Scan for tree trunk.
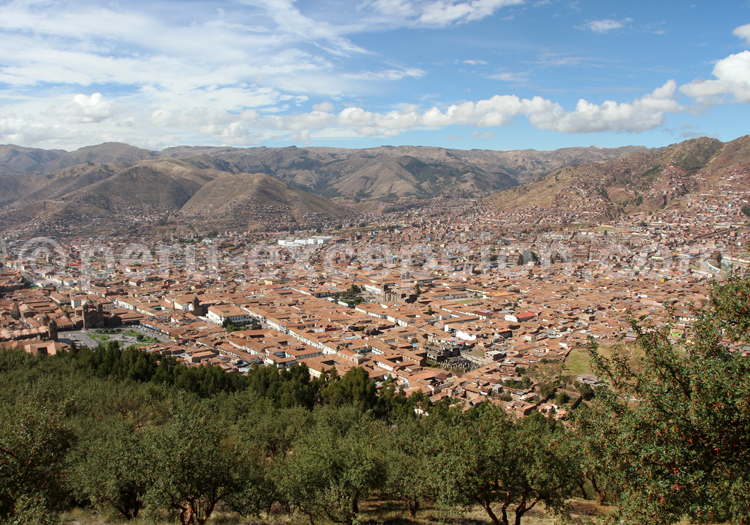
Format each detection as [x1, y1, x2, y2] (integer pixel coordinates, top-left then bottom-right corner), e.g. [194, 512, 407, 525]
[475, 496, 502, 525]
[407, 497, 420, 518]
[351, 488, 360, 515]
[514, 496, 527, 525]
[197, 499, 217, 525]
[501, 492, 512, 525]
[586, 472, 606, 505]
[577, 478, 588, 500]
[179, 502, 194, 525]
[482, 501, 502, 525]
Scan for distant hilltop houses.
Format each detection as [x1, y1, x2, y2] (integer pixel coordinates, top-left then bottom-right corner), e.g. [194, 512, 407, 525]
[278, 235, 334, 246]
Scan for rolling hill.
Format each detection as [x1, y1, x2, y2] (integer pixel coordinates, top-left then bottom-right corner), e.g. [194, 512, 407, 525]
[0, 142, 651, 202]
[0, 155, 352, 233]
[483, 136, 749, 220]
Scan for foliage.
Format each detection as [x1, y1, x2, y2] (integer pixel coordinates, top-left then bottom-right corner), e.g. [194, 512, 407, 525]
[145, 401, 240, 525]
[277, 406, 388, 525]
[384, 417, 432, 517]
[0, 494, 58, 525]
[577, 275, 750, 525]
[321, 366, 379, 414]
[426, 404, 577, 525]
[0, 400, 74, 521]
[67, 417, 151, 520]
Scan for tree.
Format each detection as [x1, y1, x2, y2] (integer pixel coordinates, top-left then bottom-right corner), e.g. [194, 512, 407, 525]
[67, 418, 151, 520]
[577, 275, 750, 525]
[277, 406, 388, 525]
[227, 410, 296, 518]
[555, 391, 570, 405]
[145, 402, 240, 525]
[0, 401, 73, 521]
[321, 367, 379, 414]
[384, 418, 431, 517]
[427, 405, 577, 525]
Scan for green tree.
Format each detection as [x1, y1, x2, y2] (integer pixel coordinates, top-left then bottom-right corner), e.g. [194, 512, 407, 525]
[277, 406, 388, 525]
[145, 402, 240, 525]
[578, 274, 750, 525]
[0, 401, 73, 521]
[384, 418, 431, 517]
[67, 418, 151, 520]
[427, 405, 577, 525]
[321, 366, 378, 413]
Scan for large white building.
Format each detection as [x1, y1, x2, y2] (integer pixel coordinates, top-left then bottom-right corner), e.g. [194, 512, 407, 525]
[207, 305, 252, 326]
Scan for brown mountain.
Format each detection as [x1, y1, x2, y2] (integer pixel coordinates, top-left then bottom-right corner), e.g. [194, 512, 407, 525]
[158, 143, 649, 199]
[483, 136, 749, 220]
[0, 155, 350, 233]
[180, 172, 352, 231]
[0, 144, 66, 176]
[0, 141, 652, 201]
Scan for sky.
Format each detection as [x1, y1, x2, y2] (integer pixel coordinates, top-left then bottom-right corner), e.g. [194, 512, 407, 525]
[1, 0, 750, 152]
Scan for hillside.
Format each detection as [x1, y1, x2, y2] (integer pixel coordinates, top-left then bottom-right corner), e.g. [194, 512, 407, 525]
[0, 156, 350, 234]
[0, 141, 651, 201]
[180, 172, 352, 231]
[158, 143, 649, 199]
[483, 136, 748, 221]
[1, 135, 746, 234]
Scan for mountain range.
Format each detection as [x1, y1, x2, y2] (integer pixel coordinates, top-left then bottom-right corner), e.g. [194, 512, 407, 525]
[0, 136, 745, 234]
[483, 135, 750, 222]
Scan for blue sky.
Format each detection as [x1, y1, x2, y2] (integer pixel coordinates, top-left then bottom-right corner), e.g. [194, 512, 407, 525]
[0, 0, 749, 151]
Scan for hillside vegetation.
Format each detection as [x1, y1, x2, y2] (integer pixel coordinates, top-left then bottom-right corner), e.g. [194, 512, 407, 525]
[1, 276, 750, 525]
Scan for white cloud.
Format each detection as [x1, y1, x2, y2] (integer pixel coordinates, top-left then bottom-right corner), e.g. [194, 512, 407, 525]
[529, 81, 681, 133]
[313, 102, 335, 112]
[488, 72, 529, 82]
[0, 3, 743, 149]
[472, 131, 495, 139]
[46, 93, 114, 124]
[733, 23, 750, 45]
[679, 51, 750, 104]
[342, 68, 425, 80]
[371, 0, 524, 27]
[226, 81, 682, 138]
[584, 18, 632, 33]
[447, 135, 462, 139]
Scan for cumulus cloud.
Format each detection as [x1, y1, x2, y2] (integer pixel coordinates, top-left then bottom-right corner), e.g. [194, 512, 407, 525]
[463, 59, 488, 65]
[372, 0, 524, 27]
[530, 80, 681, 133]
[733, 23, 750, 45]
[227, 81, 683, 138]
[679, 51, 750, 104]
[313, 102, 335, 112]
[583, 18, 632, 33]
[46, 93, 113, 123]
